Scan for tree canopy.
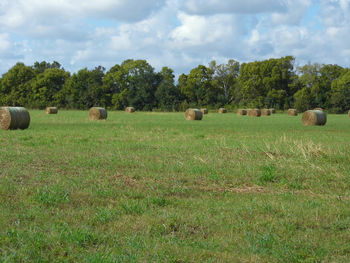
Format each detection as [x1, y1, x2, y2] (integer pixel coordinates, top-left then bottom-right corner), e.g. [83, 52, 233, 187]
[0, 57, 349, 112]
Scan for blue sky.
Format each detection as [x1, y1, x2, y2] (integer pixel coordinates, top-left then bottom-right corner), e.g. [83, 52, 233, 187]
[0, 0, 349, 75]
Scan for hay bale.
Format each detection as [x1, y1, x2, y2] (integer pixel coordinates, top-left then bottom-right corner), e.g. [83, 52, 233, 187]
[218, 108, 227, 113]
[185, 108, 203, 120]
[288, 109, 298, 116]
[248, 109, 261, 117]
[200, 108, 208, 114]
[302, 110, 327, 126]
[89, 107, 107, 120]
[314, 107, 323, 111]
[46, 107, 58, 114]
[237, 109, 247, 116]
[348, 110, 350, 118]
[125, 107, 135, 113]
[261, 109, 271, 116]
[269, 108, 276, 114]
[0, 107, 30, 130]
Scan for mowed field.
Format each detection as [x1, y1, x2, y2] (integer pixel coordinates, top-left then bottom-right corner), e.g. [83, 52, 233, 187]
[1, 110, 350, 262]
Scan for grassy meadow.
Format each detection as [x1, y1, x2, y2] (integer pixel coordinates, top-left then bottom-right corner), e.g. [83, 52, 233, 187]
[1, 110, 350, 262]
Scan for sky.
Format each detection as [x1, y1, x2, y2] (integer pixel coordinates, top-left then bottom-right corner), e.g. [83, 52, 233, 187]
[0, 0, 350, 76]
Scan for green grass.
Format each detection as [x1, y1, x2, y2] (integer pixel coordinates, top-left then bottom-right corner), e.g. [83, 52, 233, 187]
[0, 110, 350, 262]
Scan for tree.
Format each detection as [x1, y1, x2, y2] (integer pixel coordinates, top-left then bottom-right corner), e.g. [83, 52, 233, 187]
[209, 59, 240, 105]
[65, 66, 105, 109]
[0, 63, 35, 106]
[296, 63, 344, 110]
[238, 56, 296, 109]
[101, 64, 122, 108]
[30, 68, 70, 108]
[318, 64, 343, 108]
[297, 63, 321, 109]
[329, 69, 350, 113]
[155, 67, 182, 111]
[103, 60, 160, 110]
[33, 61, 62, 74]
[238, 61, 266, 108]
[122, 59, 160, 110]
[293, 87, 313, 112]
[178, 65, 219, 106]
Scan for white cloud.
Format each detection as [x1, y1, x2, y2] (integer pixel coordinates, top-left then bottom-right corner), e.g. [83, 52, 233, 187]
[181, 0, 287, 15]
[0, 33, 10, 52]
[271, 0, 312, 25]
[1, 0, 350, 76]
[0, 0, 165, 26]
[320, 0, 350, 27]
[170, 13, 234, 47]
[0, 0, 166, 42]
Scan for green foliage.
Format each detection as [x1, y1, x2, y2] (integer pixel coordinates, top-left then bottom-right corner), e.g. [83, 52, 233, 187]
[318, 64, 344, 108]
[293, 87, 313, 112]
[103, 60, 160, 110]
[155, 67, 182, 111]
[65, 66, 105, 109]
[0, 63, 35, 106]
[210, 59, 240, 105]
[30, 68, 70, 109]
[111, 89, 129, 110]
[296, 63, 344, 110]
[238, 56, 296, 109]
[179, 65, 220, 106]
[258, 165, 277, 184]
[330, 69, 350, 113]
[0, 58, 349, 111]
[33, 61, 62, 74]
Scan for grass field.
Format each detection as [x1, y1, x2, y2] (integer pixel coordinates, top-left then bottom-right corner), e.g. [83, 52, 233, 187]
[1, 110, 350, 262]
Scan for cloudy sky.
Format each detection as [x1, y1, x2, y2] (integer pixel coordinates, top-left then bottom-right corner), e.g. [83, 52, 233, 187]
[0, 0, 350, 75]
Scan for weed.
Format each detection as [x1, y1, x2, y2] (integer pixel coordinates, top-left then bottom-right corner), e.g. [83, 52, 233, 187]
[34, 185, 69, 206]
[258, 165, 277, 184]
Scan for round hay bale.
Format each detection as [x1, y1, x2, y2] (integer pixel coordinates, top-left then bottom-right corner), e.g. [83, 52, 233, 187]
[269, 108, 276, 114]
[237, 109, 247, 116]
[348, 110, 350, 118]
[218, 108, 227, 113]
[185, 108, 203, 120]
[287, 109, 298, 116]
[302, 110, 327, 126]
[89, 107, 107, 120]
[314, 107, 323, 111]
[0, 107, 30, 130]
[46, 107, 58, 114]
[248, 109, 261, 117]
[125, 107, 135, 113]
[200, 108, 208, 114]
[261, 109, 271, 116]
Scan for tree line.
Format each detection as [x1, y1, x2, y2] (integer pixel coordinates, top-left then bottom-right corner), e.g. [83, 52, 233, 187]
[0, 56, 349, 113]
